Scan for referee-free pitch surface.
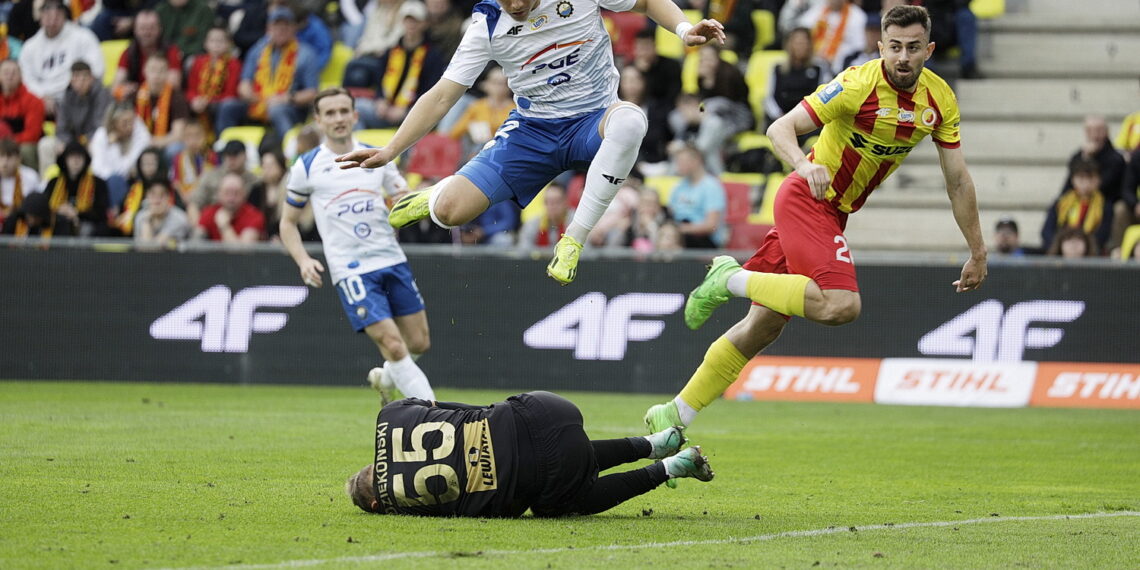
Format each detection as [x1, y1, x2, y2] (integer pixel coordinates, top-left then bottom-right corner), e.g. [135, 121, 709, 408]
[2, 381, 1137, 569]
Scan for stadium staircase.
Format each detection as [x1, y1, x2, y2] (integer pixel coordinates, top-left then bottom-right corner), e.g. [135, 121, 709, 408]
[844, 0, 1140, 252]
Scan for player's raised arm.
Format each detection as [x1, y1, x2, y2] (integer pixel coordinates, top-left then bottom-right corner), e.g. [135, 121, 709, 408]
[336, 79, 468, 169]
[767, 104, 831, 200]
[937, 144, 987, 292]
[632, 0, 725, 47]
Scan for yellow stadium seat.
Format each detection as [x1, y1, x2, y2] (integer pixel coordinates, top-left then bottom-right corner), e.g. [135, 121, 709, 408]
[747, 173, 785, 225]
[680, 48, 738, 94]
[43, 164, 60, 182]
[520, 185, 555, 224]
[721, 171, 765, 189]
[1115, 111, 1140, 153]
[970, 0, 1005, 19]
[42, 121, 55, 137]
[745, 50, 786, 125]
[735, 132, 773, 153]
[654, 9, 702, 60]
[101, 40, 129, 86]
[751, 10, 776, 52]
[644, 175, 681, 206]
[320, 42, 354, 90]
[356, 128, 397, 148]
[1121, 225, 1140, 260]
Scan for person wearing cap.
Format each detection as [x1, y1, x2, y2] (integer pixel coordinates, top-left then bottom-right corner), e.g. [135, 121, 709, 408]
[1042, 157, 1112, 255]
[187, 139, 259, 223]
[17, 0, 104, 112]
[36, 60, 112, 177]
[216, 6, 320, 136]
[347, 1, 445, 129]
[993, 217, 1025, 257]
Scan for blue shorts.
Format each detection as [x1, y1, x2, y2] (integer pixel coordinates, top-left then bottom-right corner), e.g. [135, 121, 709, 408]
[335, 263, 425, 332]
[456, 108, 606, 208]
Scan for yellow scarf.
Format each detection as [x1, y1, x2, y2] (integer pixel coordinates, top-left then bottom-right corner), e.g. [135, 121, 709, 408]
[15, 216, 54, 238]
[1056, 189, 1105, 236]
[116, 180, 146, 235]
[136, 81, 174, 137]
[381, 44, 427, 108]
[251, 40, 299, 121]
[50, 172, 95, 213]
[812, 3, 850, 62]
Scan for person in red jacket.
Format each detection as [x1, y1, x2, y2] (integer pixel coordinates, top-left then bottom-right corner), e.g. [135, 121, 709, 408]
[186, 26, 241, 133]
[195, 171, 264, 243]
[0, 60, 45, 170]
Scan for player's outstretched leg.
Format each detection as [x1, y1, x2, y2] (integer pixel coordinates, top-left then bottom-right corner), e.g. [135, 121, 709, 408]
[644, 403, 686, 488]
[546, 234, 583, 285]
[685, 255, 742, 330]
[663, 446, 715, 482]
[646, 425, 686, 460]
[556, 445, 715, 516]
[388, 189, 432, 228]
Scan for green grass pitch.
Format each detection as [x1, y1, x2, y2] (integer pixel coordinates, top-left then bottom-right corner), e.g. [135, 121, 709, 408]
[2, 381, 1137, 569]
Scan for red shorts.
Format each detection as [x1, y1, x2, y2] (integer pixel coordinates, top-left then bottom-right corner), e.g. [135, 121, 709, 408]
[743, 173, 860, 295]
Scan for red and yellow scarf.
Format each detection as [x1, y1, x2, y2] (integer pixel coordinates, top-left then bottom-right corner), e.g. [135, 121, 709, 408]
[812, 3, 850, 62]
[251, 40, 298, 120]
[14, 216, 54, 238]
[381, 44, 427, 108]
[173, 149, 215, 198]
[198, 55, 232, 100]
[116, 180, 146, 235]
[1057, 189, 1105, 236]
[136, 81, 175, 137]
[49, 171, 96, 213]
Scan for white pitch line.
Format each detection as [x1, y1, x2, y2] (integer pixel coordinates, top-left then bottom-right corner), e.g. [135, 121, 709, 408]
[173, 511, 1140, 570]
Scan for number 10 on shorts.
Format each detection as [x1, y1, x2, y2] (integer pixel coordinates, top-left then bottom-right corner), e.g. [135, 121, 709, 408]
[338, 275, 367, 303]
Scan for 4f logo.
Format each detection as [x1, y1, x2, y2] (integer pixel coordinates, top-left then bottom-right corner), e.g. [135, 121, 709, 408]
[507, 25, 522, 36]
[602, 174, 625, 185]
[524, 292, 683, 360]
[150, 285, 308, 353]
[918, 299, 1085, 362]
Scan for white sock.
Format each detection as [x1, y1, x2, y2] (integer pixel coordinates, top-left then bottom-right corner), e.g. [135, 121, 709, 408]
[566, 105, 648, 243]
[386, 355, 435, 400]
[427, 176, 457, 229]
[727, 270, 753, 297]
[673, 396, 698, 426]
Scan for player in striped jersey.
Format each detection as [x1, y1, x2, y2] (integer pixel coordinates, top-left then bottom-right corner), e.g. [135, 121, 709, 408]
[647, 5, 988, 433]
[336, 0, 725, 285]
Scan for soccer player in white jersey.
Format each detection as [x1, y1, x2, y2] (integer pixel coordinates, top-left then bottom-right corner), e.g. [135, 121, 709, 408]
[337, 0, 725, 284]
[280, 88, 435, 403]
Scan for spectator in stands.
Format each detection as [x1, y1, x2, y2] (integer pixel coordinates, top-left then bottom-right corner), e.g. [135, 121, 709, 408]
[115, 146, 168, 235]
[797, 0, 866, 75]
[113, 9, 184, 99]
[1107, 146, 1140, 257]
[353, 0, 404, 58]
[90, 0, 149, 41]
[134, 53, 191, 153]
[588, 184, 640, 248]
[0, 60, 44, 169]
[777, 0, 814, 39]
[217, 6, 319, 136]
[668, 143, 726, 249]
[293, 4, 333, 71]
[425, 0, 464, 60]
[186, 27, 242, 133]
[707, 0, 759, 58]
[249, 148, 289, 238]
[348, 2, 444, 130]
[631, 28, 682, 110]
[1042, 158, 1111, 255]
[841, 12, 881, 69]
[17, 0, 103, 113]
[627, 186, 668, 252]
[1045, 227, 1096, 259]
[764, 27, 829, 129]
[170, 121, 216, 206]
[0, 19, 23, 60]
[993, 216, 1025, 257]
[1, 190, 68, 237]
[338, 0, 372, 49]
[619, 65, 672, 170]
[155, 0, 214, 58]
[189, 140, 258, 222]
[35, 61, 111, 177]
[134, 179, 192, 247]
[653, 219, 684, 258]
[448, 65, 515, 159]
[671, 45, 751, 175]
[0, 138, 40, 225]
[1060, 115, 1125, 209]
[518, 183, 574, 251]
[461, 201, 519, 247]
[90, 103, 152, 206]
[924, 0, 982, 79]
[195, 171, 265, 243]
[44, 141, 111, 236]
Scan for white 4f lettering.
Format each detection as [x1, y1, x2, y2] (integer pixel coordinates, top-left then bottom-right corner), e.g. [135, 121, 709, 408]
[918, 299, 1085, 361]
[150, 285, 308, 353]
[523, 292, 684, 360]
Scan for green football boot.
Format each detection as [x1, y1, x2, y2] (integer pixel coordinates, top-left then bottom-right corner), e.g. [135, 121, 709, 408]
[387, 189, 432, 228]
[546, 234, 583, 285]
[684, 255, 742, 330]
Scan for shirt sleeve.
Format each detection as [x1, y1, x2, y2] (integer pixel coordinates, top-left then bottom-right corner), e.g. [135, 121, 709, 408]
[800, 66, 861, 128]
[931, 88, 962, 149]
[441, 12, 493, 88]
[285, 156, 312, 206]
[379, 163, 408, 198]
[600, 0, 637, 11]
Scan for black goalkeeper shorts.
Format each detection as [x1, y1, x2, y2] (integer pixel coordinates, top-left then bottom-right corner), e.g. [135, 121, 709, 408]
[508, 391, 598, 517]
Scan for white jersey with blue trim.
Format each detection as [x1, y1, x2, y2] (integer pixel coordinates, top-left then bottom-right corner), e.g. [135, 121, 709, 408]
[286, 142, 408, 283]
[443, 0, 637, 119]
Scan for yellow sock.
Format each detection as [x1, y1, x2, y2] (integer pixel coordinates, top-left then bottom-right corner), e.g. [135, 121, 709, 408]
[678, 336, 750, 411]
[745, 273, 811, 317]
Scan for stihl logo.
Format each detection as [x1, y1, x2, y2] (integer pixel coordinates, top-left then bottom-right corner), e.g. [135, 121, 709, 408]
[917, 300, 1085, 361]
[524, 292, 683, 360]
[150, 285, 308, 353]
[744, 365, 861, 394]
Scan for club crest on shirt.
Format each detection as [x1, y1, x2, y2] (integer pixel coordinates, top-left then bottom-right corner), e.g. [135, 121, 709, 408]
[556, 0, 574, 18]
[817, 82, 843, 104]
[921, 107, 939, 126]
[530, 14, 548, 29]
[354, 222, 372, 238]
[898, 110, 916, 123]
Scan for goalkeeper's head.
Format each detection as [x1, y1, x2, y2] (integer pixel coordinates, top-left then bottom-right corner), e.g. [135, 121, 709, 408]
[345, 465, 378, 513]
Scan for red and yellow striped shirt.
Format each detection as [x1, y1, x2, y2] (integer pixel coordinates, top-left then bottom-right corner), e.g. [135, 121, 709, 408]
[801, 59, 961, 214]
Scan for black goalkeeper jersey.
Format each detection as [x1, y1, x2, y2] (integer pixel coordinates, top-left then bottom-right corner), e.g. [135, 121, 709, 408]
[371, 398, 523, 517]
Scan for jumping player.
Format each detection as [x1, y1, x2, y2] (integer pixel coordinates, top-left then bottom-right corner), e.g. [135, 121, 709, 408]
[280, 88, 435, 403]
[346, 391, 714, 517]
[646, 5, 988, 432]
[336, 0, 725, 284]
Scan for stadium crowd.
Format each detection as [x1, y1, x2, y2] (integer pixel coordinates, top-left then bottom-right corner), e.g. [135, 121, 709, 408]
[0, 0, 1137, 259]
